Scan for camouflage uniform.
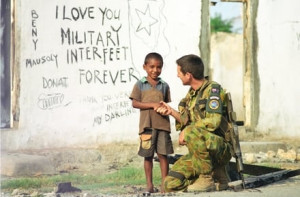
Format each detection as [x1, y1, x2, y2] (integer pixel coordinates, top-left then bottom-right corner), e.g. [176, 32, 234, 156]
[164, 80, 232, 192]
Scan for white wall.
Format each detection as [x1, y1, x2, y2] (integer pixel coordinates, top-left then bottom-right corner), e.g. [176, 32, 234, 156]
[1, 0, 201, 150]
[211, 32, 244, 121]
[256, 0, 300, 136]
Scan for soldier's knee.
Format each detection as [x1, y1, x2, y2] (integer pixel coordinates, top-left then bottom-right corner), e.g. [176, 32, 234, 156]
[164, 175, 182, 192]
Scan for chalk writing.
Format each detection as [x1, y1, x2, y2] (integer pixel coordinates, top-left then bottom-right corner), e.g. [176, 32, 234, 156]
[56, 6, 95, 21]
[55, 5, 121, 25]
[43, 77, 68, 89]
[92, 90, 135, 126]
[31, 10, 39, 50]
[100, 91, 130, 102]
[78, 67, 138, 85]
[136, 4, 158, 35]
[81, 96, 98, 104]
[93, 108, 137, 126]
[98, 7, 121, 25]
[55, 4, 133, 68]
[66, 46, 128, 64]
[106, 100, 130, 111]
[37, 93, 66, 110]
[25, 54, 58, 68]
[60, 26, 121, 46]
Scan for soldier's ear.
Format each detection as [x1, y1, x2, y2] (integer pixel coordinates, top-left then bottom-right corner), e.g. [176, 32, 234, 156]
[186, 72, 192, 79]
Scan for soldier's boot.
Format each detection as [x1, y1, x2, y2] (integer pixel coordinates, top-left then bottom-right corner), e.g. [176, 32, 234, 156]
[213, 166, 230, 191]
[187, 174, 216, 192]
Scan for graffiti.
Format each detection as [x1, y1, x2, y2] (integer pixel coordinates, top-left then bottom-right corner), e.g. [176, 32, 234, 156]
[56, 5, 121, 25]
[66, 46, 129, 64]
[93, 106, 137, 126]
[60, 26, 122, 46]
[135, 4, 158, 35]
[128, 1, 171, 66]
[31, 10, 39, 50]
[55, 6, 95, 21]
[80, 96, 98, 104]
[92, 91, 135, 126]
[57, 5, 129, 68]
[25, 54, 58, 68]
[43, 77, 68, 89]
[106, 100, 130, 111]
[100, 91, 129, 102]
[78, 67, 138, 85]
[98, 7, 121, 25]
[104, 108, 136, 122]
[37, 93, 67, 110]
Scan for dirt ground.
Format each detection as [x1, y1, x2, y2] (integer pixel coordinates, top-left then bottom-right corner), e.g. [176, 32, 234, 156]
[2, 137, 300, 196]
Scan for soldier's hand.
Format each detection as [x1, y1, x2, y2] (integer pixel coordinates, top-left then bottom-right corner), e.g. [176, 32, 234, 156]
[178, 131, 186, 145]
[155, 101, 172, 116]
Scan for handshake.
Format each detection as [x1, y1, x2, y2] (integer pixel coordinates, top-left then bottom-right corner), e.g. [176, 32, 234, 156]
[155, 101, 186, 145]
[154, 101, 172, 116]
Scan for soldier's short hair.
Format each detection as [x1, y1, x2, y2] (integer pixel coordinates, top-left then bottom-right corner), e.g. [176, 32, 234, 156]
[176, 54, 204, 80]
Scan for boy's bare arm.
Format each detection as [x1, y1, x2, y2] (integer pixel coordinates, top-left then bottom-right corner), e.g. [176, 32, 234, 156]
[131, 99, 161, 110]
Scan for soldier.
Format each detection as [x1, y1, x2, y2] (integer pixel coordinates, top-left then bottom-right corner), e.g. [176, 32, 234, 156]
[156, 54, 232, 192]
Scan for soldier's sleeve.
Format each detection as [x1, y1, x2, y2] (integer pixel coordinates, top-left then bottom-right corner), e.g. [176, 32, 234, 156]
[175, 97, 190, 131]
[194, 84, 225, 133]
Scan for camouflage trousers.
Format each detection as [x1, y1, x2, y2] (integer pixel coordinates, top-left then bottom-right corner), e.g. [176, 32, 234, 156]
[164, 125, 232, 192]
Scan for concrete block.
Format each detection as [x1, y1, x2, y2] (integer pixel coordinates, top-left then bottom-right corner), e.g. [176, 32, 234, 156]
[1, 153, 56, 176]
[240, 141, 287, 153]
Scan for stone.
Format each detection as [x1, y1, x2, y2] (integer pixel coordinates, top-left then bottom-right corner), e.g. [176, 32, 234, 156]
[244, 153, 257, 163]
[1, 153, 56, 176]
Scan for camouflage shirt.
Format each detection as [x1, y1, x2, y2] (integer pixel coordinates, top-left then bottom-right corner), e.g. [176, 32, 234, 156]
[176, 79, 226, 134]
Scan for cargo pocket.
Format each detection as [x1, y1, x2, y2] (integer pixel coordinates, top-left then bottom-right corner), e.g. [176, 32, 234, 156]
[140, 133, 152, 149]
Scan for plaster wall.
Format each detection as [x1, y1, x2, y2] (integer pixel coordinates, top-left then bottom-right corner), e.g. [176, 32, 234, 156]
[1, 0, 201, 150]
[211, 32, 244, 121]
[256, 0, 300, 136]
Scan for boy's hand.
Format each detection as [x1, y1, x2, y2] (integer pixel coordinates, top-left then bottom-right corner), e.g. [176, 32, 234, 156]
[155, 102, 171, 116]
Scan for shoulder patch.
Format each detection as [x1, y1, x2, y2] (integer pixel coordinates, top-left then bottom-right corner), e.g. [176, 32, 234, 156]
[209, 99, 220, 110]
[206, 83, 222, 114]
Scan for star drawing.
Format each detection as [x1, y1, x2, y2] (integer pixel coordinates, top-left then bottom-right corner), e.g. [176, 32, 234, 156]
[135, 5, 158, 35]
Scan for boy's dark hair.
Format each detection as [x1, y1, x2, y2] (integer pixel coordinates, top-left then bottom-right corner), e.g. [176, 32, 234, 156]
[176, 54, 204, 80]
[144, 52, 163, 65]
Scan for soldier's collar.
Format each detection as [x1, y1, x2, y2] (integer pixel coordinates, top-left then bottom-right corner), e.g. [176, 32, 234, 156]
[189, 79, 209, 95]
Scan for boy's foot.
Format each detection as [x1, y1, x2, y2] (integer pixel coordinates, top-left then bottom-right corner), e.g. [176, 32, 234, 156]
[146, 186, 154, 192]
[160, 185, 165, 193]
[143, 187, 158, 195]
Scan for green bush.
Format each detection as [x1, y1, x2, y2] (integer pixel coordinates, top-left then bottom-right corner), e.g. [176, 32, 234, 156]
[211, 13, 234, 33]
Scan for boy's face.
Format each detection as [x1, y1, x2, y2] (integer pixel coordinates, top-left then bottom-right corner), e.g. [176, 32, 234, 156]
[143, 58, 163, 80]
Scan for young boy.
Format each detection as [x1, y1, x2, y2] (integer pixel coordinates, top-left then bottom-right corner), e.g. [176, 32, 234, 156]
[130, 52, 173, 193]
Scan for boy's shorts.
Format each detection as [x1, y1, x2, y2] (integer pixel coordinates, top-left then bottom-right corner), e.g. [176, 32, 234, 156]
[138, 128, 174, 158]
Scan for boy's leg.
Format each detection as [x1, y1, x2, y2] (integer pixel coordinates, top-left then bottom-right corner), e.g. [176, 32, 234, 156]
[138, 129, 158, 193]
[144, 156, 154, 192]
[157, 153, 168, 192]
[156, 131, 174, 192]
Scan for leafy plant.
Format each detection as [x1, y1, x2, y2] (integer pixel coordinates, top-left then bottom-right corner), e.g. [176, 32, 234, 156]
[211, 13, 234, 33]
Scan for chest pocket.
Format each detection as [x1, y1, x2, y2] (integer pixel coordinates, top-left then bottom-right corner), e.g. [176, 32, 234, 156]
[195, 99, 207, 119]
